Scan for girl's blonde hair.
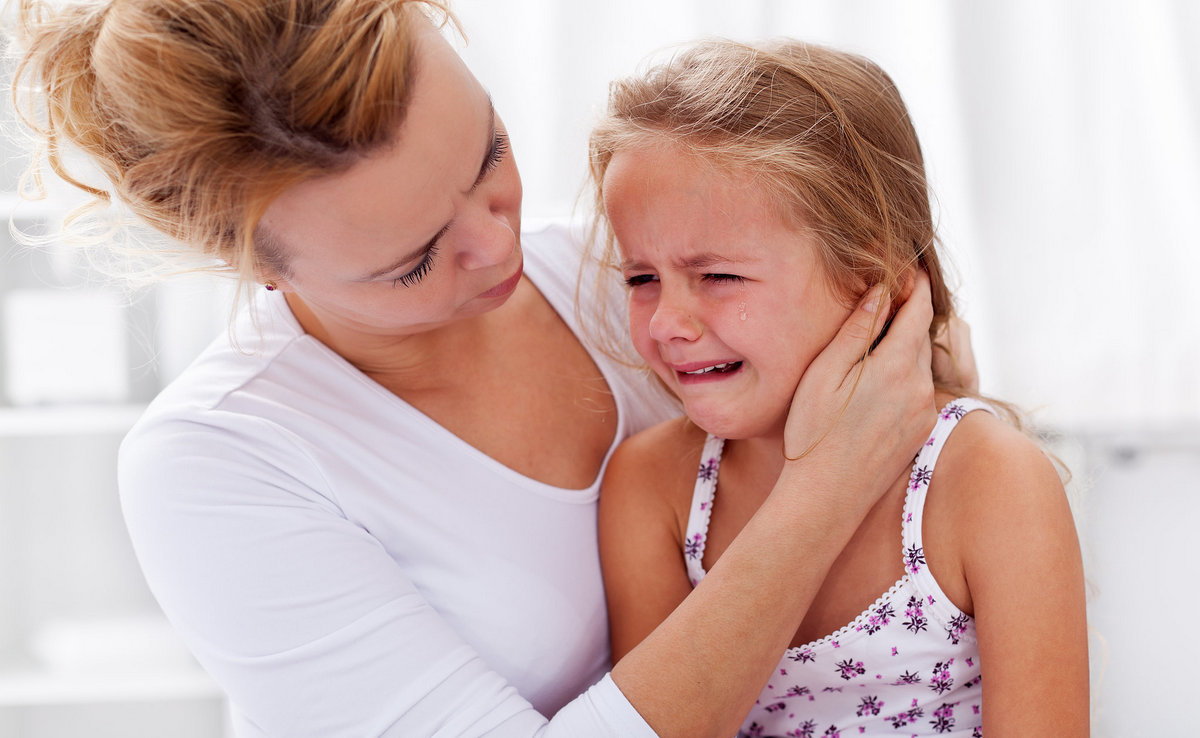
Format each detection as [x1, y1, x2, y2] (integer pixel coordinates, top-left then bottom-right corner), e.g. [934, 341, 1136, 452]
[10, 0, 452, 288]
[588, 37, 979, 403]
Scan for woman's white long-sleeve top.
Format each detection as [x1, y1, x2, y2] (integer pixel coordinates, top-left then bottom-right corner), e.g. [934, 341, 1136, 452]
[118, 221, 679, 737]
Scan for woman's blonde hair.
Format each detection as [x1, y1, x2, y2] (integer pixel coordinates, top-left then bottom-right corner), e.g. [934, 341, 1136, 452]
[588, 38, 977, 402]
[10, 0, 452, 288]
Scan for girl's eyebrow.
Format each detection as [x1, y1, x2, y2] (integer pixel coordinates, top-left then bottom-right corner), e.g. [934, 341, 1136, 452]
[621, 251, 756, 271]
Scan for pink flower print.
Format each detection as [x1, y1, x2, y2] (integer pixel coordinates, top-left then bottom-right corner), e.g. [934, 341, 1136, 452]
[789, 647, 816, 663]
[941, 403, 967, 420]
[931, 702, 958, 733]
[856, 695, 885, 717]
[929, 660, 955, 695]
[965, 657, 974, 667]
[780, 668, 788, 676]
[886, 705, 925, 729]
[892, 647, 900, 656]
[764, 702, 787, 713]
[964, 675, 982, 689]
[972, 703, 982, 714]
[785, 685, 811, 698]
[908, 466, 933, 490]
[945, 613, 970, 645]
[925, 436, 936, 447]
[822, 726, 841, 738]
[684, 533, 704, 560]
[835, 659, 866, 680]
[904, 595, 928, 633]
[697, 457, 719, 481]
[972, 726, 983, 737]
[869, 601, 895, 634]
[786, 720, 817, 738]
[831, 640, 840, 648]
[905, 545, 926, 574]
[699, 501, 708, 511]
[894, 669, 922, 685]
[745, 722, 765, 737]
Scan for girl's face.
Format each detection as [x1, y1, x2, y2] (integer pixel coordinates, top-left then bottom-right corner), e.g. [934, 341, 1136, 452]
[604, 142, 855, 440]
[260, 20, 524, 337]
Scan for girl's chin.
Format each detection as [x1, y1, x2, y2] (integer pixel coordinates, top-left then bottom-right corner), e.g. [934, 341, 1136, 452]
[684, 405, 787, 441]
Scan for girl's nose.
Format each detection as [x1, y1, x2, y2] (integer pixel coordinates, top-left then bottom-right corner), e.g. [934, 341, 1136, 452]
[648, 300, 703, 343]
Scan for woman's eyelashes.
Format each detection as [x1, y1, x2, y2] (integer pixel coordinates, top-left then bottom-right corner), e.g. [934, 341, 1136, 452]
[392, 244, 440, 288]
[483, 131, 509, 175]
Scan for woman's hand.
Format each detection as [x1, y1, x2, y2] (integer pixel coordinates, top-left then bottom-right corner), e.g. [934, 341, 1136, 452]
[782, 271, 937, 514]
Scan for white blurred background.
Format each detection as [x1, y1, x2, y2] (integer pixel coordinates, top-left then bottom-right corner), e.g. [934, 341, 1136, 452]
[0, 0, 1196, 735]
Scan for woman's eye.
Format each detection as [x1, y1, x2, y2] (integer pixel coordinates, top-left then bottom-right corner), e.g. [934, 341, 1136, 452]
[391, 244, 440, 288]
[704, 273, 744, 284]
[624, 274, 657, 287]
[483, 131, 510, 174]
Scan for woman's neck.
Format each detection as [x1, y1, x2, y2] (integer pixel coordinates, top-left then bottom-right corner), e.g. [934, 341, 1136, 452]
[284, 286, 527, 395]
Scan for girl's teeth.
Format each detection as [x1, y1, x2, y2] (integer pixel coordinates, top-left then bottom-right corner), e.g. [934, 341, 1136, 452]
[685, 362, 733, 375]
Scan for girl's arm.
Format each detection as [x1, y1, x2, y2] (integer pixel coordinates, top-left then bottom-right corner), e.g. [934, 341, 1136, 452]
[949, 416, 1090, 736]
[606, 276, 938, 738]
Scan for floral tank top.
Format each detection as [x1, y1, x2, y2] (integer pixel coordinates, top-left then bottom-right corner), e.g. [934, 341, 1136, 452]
[684, 399, 993, 738]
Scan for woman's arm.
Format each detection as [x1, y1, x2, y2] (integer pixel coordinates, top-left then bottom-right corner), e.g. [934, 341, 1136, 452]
[952, 417, 1090, 736]
[607, 277, 938, 737]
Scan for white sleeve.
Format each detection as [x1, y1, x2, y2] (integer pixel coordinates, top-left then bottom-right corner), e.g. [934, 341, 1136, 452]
[118, 412, 657, 738]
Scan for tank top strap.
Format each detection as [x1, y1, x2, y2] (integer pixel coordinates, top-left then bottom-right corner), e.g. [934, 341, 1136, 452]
[901, 397, 996, 583]
[683, 434, 726, 587]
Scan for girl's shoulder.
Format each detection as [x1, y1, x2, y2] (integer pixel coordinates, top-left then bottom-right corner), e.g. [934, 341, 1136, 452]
[924, 396, 1072, 613]
[603, 416, 708, 539]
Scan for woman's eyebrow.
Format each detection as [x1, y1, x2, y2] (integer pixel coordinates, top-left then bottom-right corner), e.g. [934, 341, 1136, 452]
[359, 98, 496, 281]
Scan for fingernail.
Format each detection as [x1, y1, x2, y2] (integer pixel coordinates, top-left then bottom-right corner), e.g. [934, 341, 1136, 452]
[862, 286, 885, 313]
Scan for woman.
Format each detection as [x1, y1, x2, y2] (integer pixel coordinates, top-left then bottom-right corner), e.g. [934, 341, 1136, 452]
[13, 1, 953, 735]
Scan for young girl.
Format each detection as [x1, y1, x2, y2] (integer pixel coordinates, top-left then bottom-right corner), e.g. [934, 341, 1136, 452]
[592, 40, 1089, 737]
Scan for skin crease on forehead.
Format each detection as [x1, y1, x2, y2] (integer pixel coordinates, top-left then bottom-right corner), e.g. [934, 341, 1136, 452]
[258, 17, 525, 372]
[604, 139, 855, 445]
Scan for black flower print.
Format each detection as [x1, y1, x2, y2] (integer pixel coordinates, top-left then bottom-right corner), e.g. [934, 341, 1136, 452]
[789, 647, 816, 664]
[861, 601, 895, 635]
[905, 545, 926, 574]
[964, 675, 982, 689]
[931, 702, 958, 733]
[886, 705, 925, 729]
[764, 701, 787, 713]
[972, 726, 983, 738]
[903, 595, 928, 633]
[785, 685, 811, 698]
[941, 403, 967, 420]
[946, 613, 970, 645]
[698, 457, 719, 481]
[684, 533, 704, 560]
[822, 726, 840, 738]
[929, 660, 955, 695]
[856, 695, 884, 717]
[908, 465, 933, 490]
[786, 720, 817, 738]
[895, 669, 922, 685]
[744, 722, 764, 737]
[835, 659, 865, 680]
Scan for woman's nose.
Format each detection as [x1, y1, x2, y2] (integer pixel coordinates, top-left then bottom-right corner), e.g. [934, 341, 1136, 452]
[457, 210, 515, 271]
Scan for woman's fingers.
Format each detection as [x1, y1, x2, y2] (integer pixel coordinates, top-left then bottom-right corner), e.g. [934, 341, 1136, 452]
[806, 284, 890, 384]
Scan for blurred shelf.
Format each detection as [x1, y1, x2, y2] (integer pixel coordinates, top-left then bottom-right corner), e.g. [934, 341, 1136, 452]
[0, 668, 221, 706]
[0, 404, 147, 437]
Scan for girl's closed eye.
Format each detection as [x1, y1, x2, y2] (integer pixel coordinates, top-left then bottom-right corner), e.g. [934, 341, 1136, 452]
[704, 273, 745, 284]
[625, 274, 658, 287]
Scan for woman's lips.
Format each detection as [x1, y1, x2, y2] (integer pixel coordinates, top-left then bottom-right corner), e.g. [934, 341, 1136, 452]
[479, 262, 524, 299]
